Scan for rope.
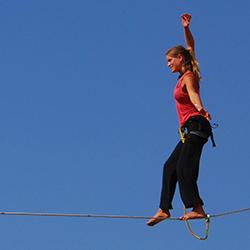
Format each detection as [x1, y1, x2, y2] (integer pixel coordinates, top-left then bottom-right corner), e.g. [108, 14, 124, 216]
[184, 216, 210, 240]
[183, 207, 210, 241]
[182, 207, 250, 241]
[0, 207, 249, 241]
[0, 207, 249, 220]
[0, 211, 180, 221]
[210, 207, 250, 218]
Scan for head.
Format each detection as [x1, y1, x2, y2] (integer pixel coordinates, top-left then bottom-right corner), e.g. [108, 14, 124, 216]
[166, 45, 201, 79]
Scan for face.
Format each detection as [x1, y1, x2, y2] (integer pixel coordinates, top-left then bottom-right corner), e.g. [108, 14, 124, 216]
[166, 54, 183, 73]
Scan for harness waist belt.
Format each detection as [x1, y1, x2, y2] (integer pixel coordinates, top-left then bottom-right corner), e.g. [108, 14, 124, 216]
[189, 131, 209, 139]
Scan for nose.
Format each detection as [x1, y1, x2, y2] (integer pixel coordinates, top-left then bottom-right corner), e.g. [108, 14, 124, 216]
[167, 61, 171, 67]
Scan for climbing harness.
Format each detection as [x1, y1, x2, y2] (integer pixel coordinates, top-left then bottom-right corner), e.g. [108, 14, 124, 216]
[178, 116, 217, 147]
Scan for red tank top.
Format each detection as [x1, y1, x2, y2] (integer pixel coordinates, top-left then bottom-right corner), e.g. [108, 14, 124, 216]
[174, 71, 201, 127]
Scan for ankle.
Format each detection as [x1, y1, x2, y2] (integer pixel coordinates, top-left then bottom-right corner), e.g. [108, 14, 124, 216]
[193, 205, 205, 213]
[159, 209, 170, 215]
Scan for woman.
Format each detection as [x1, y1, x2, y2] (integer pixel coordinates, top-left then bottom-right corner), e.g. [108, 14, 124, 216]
[147, 13, 212, 226]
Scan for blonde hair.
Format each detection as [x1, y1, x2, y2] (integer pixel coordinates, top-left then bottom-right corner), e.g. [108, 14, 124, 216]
[166, 45, 201, 80]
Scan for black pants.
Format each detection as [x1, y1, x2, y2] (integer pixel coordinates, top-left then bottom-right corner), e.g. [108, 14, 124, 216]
[160, 116, 211, 210]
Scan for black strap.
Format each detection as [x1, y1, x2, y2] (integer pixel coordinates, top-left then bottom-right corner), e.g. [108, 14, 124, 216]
[184, 116, 217, 147]
[210, 131, 216, 147]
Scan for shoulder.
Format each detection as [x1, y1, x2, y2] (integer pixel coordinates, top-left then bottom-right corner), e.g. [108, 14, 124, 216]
[183, 70, 195, 78]
[182, 71, 199, 90]
[183, 71, 199, 82]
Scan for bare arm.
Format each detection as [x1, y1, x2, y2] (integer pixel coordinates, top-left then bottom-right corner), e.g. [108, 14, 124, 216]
[184, 75, 211, 120]
[181, 14, 195, 53]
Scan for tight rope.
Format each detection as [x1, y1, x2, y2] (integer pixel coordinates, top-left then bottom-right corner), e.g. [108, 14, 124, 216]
[0, 207, 249, 241]
[209, 207, 250, 218]
[0, 211, 180, 220]
[0, 207, 249, 220]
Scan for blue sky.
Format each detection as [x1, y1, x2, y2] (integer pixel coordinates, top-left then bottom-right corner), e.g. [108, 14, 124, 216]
[0, 0, 249, 249]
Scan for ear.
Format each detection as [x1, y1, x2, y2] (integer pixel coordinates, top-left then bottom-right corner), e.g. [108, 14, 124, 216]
[178, 54, 184, 63]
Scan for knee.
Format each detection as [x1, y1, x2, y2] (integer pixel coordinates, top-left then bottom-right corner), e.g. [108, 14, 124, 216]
[177, 168, 198, 183]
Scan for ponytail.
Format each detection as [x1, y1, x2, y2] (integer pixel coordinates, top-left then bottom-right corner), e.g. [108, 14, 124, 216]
[187, 49, 201, 80]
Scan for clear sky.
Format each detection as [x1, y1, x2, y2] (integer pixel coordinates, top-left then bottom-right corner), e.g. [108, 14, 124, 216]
[0, 0, 249, 249]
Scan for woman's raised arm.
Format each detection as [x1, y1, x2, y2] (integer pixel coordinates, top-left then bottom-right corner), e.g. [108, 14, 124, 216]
[181, 13, 195, 53]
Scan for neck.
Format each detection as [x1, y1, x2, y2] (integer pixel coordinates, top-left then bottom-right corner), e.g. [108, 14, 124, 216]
[179, 66, 188, 76]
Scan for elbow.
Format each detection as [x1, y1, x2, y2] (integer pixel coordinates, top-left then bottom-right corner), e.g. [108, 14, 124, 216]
[190, 95, 201, 107]
[187, 45, 195, 54]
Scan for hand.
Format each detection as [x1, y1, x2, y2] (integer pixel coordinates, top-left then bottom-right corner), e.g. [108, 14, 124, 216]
[181, 13, 192, 28]
[199, 108, 211, 121]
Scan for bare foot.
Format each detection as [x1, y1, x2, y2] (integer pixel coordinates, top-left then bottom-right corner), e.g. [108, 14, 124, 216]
[180, 205, 206, 220]
[147, 209, 170, 226]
